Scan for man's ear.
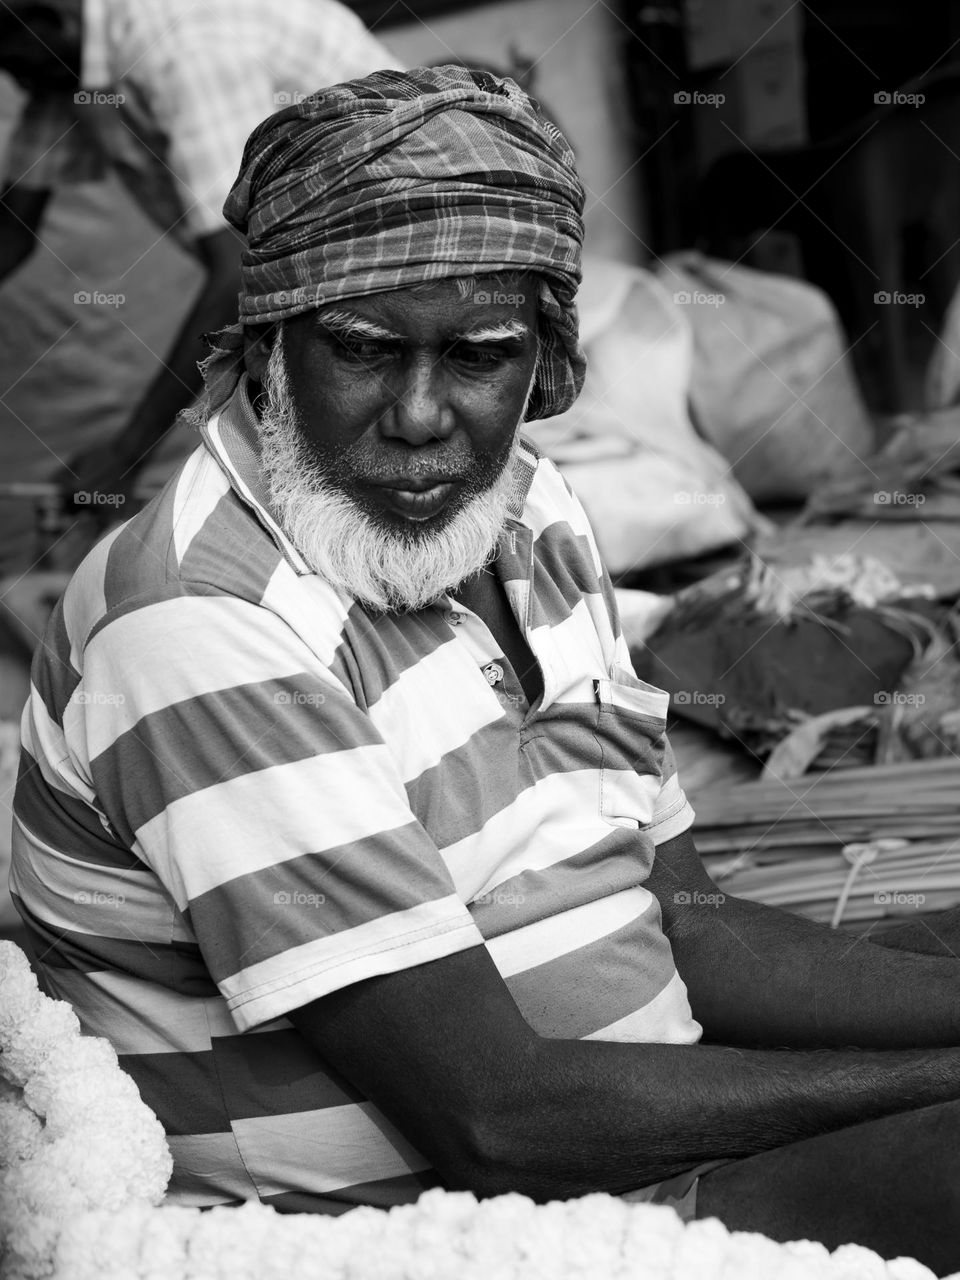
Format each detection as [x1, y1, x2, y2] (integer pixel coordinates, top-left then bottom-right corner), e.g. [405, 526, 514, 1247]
[243, 323, 278, 383]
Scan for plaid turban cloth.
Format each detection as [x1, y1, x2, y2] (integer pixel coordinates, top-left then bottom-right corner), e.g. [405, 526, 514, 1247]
[201, 65, 586, 421]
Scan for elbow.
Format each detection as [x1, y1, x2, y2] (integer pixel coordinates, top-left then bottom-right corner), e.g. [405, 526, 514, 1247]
[430, 1045, 558, 1200]
[438, 1141, 536, 1201]
[439, 1123, 584, 1203]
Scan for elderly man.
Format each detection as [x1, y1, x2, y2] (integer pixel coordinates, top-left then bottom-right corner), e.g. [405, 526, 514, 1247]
[10, 67, 960, 1272]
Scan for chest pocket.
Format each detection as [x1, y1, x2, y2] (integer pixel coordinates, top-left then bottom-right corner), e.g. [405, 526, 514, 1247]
[595, 670, 670, 829]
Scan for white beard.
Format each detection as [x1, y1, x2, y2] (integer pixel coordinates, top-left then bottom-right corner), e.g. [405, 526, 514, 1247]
[254, 335, 523, 614]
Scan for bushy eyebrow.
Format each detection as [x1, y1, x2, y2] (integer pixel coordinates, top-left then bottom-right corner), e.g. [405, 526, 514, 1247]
[314, 311, 531, 345]
[314, 310, 403, 342]
[453, 320, 531, 343]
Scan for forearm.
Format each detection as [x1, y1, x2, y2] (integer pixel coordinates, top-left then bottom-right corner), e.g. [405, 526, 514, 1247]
[475, 1036, 960, 1198]
[296, 942, 960, 1204]
[116, 268, 238, 476]
[868, 906, 960, 957]
[666, 892, 960, 1049]
[0, 188, 49, 283]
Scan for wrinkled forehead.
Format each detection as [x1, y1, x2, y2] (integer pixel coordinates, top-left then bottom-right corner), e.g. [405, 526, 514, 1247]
[315, 270, 539, 323]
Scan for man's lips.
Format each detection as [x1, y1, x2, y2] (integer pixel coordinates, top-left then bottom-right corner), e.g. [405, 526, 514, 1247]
[362, 478, 460, 521]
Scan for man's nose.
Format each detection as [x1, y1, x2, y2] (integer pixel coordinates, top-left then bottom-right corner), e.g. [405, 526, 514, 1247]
[382, 356, 454, 445]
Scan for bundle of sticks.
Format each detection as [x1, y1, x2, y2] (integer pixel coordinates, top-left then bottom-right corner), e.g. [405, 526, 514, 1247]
[691, 758, 960, 930]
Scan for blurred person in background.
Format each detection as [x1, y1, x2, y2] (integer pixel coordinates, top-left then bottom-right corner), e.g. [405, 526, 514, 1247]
[0, 0, 394, 558]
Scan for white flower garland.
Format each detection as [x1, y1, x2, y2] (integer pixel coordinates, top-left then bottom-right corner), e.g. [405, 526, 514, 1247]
[0, 941, 952, 1280]
[0, 942, 172, 1279]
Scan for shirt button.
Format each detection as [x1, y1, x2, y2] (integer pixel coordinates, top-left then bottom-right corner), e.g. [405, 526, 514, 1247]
[448, 611, 463, 625]
[482, 662, 504, 686]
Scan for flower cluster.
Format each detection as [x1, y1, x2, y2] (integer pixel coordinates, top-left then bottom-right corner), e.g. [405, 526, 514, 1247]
[0, 941, 952, 1280]
[47, 1192, 949, 1280]
[0, 942, 172, 1279]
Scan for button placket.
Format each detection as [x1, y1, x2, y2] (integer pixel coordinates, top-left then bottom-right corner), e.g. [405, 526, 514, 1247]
[441, 596, 529, 714]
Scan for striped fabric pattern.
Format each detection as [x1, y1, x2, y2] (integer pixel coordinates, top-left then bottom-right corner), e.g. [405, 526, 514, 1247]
[10, 379, 699, 1212]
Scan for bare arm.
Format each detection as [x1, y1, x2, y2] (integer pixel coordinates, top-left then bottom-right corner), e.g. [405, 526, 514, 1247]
[68, 226, 240, 504]
[866, 907, 960, 957]
[648, 829, 960, 1048]
[291, 932, 960, 1200]
[118, 226, 240, 470]
[0, 186, 50, 282]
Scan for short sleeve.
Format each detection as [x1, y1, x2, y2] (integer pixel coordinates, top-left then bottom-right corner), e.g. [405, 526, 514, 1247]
[128, 3, 396, 239]
[81, 589, 483, 1031]
[132, 44, 279, 237]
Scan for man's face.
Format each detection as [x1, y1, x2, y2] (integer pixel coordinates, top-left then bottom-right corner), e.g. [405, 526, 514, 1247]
[262, 272, 539, 529]
[245, 273, 540, 612]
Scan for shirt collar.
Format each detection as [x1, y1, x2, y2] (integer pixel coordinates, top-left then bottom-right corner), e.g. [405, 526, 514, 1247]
[200, 374, 541, 577]
[506, 434, 538, 522]
[201, 375, 312, 574]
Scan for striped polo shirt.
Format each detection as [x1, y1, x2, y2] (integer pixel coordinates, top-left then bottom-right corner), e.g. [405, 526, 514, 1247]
[10, 376, 699, 1213]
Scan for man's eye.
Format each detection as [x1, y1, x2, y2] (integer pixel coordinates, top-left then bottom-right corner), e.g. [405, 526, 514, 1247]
[336, 339, 394, 363]
[449, 343, 506, 368]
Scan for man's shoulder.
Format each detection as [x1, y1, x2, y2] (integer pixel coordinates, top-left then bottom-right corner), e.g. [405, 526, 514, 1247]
[77, 445, 359, 675]
[65, 447, 296, 642]
[519, 436, 600, 542]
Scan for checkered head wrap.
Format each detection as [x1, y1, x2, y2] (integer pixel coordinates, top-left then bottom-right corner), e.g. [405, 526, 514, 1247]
[201, 65, 586, 421]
